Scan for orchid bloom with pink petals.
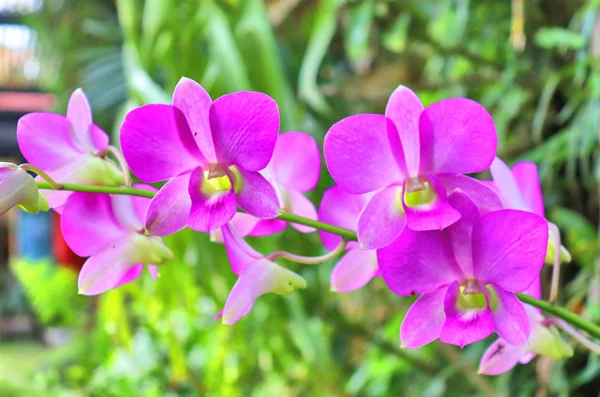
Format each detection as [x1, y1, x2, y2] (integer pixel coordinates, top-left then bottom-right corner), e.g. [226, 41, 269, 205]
[318, 185, 378, 292]
[17, 89, 125, 212]
[217, 223, 306, 325]
[477, 158, 573, 375]
[324, 85, 500, 249]
[61, 186, 172, 295]
[0, 163, 48, 215]
[379, 191, 548, 348]
[120, 77, 280, 234]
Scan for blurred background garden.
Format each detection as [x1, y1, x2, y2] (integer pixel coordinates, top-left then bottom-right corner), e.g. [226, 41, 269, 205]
[1, 0, 600, 395]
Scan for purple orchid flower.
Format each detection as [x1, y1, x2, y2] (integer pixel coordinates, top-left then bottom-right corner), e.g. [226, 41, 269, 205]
[61, 186, 172, 295]
[217, 223, 307, 325]
[120, 77, 281, 234]
[0, 163, 48, 215]
[17, 89, 125, 212]
[318, 185, 378, 292]
[324, 86, 499, 249]
[477, 158, 573, 375]
[378, 191, 548, 348]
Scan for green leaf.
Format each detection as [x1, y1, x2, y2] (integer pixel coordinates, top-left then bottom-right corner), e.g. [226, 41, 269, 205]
[535, 28, 586, 50]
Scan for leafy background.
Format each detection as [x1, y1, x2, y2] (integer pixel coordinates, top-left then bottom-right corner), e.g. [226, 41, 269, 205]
[3, 0, 600, 395]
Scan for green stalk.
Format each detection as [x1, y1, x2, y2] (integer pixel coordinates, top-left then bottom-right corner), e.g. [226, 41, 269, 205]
[35, 182, 156, 198]
[276, 211, 357, 241]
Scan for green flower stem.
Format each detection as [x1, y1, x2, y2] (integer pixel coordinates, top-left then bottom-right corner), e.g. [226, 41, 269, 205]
[267, 239, 347, 264]
[21, 164, 63, 190]
[517, 293, 600, 340]
[34, 181, 600, 340]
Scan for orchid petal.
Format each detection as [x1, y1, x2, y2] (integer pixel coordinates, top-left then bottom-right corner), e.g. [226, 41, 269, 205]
[90, 123, 109, 151]
[512, 162, 545, 217]
[210, 91, 279, 171]
[402, 175, 461, 231]
[173, 77, 216, 163]
[221, 224, 262, 274]
[439, 175, 503, 214]
[120, 104, 205, 182]
[446, 191, 480, 277]
[234, 168, 280, 219]
[148, 265, 159, 280]
[478, 338, 529, 375]
[66, 88, 96, 151]
[441, 281, 494, 348]
[490, 157, 528, 211]
[247, 219, 287, 237]
[188, 168, 237, 232]
[286, 190, 317, 233]
[145, 173, 192, 236]
[61, 192, 126, 257]
[472, 210, 548, 292]
[378, 227, 464, 296]
[324, 114, 406, 194]
[357, 185, 406, 250]
[400, 287, 447, 348]
[385, 85, 424, 177]
[269, 132, 321, 191]
[419, 98, 496, 175]
[113, 263, 144, 289]
[330, 248, 379, 292]
[488, 285, 530, 345]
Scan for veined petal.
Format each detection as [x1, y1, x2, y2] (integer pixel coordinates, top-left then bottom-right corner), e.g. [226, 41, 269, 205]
[385, 85, 424, 177]
[400, 287, 448, 348]
[490, 157, 528, 211]
[17, 113, 81, 169]
[221, 259, 306, 325]
[487, 285, 530, 345]
[478, 338, 530, 375]
[472, 210, 548, 292]
[145, 173, 192, 236]
[269, 132, 321, 192]
[210, 91, 279, 171]
[318, 185, 371, 251]
[173, 77, 216, 163]
[234, 168, 280, 219]
[78, 235, 138, 295]
[439, 175, 503, 214]
[188, 167, 237, 232]
[378, 227, 464, 296]
[441, 281, 494, 348]
[221, 224, 263, 274]
[66, 88, 96, 151]
[402, 175, 461, 231]
[61, 192, 127, 257]
[419, 98, 496, 175]
[120, 104, 205, 182]
[512, 161, 545, 217]
[330, 249, 379, 292]
[324, 114, 407, 194]
[357, 185, 406, 249]
[286, 190, 317, 233]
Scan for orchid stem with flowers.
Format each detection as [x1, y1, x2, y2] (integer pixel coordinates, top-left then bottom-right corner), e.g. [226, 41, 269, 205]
[10, 81, 600, 379]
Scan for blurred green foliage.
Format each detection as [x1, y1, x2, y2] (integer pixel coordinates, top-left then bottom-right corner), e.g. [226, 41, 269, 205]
[6, 0, 600, 395]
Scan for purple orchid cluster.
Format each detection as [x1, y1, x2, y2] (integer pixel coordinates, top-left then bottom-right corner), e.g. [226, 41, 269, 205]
[10, 78, 581, 376]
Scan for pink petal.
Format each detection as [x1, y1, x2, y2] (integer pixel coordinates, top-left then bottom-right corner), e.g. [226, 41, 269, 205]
[66, 88, 96, 151]
[131, 184, 157, 225]
[221, 224, 263, 274]
[90, 123, 109, 151]
[318, 185, 371, 251]
[17, 113, 81, 170]
[478, 338, 530, 375]
[269, 132, 321, 191]
[419, 98, 497, 175]
[234, 168, 280, 219]
[111, 194, 144, 231]
[78, 235, 138, 295]
[113, 263, 144, 288]
[188, 168, 237, 232]
[402, 175, 461, 231]
[512, 161, 545, 216]
[385, 85, 424, 177]
[286, 190, 317, 233]
[524, 277, 542, 300]
[147, 265, 159, 280]
[488, 285, 530, 345]
[210, 91, 279, 171]
[357, 185, 407, 249]
[330, 248, 379, 292]
[441, 281, 494, 348]
[446, 191, 480, 277]
[61, 192, 127, 257]
[172, 77, 216, 163]
[120, 104, 205, 182]
[400, 287, 447, 348]
[145, 173, 192, 236]
[439, 175, 503, 214]
[490, 157, 529, 211]
[472, 210, 548, 292]
[324, 114, 406, 194]
[247, 219, 287, 237]
[378, 227, 464, 296]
